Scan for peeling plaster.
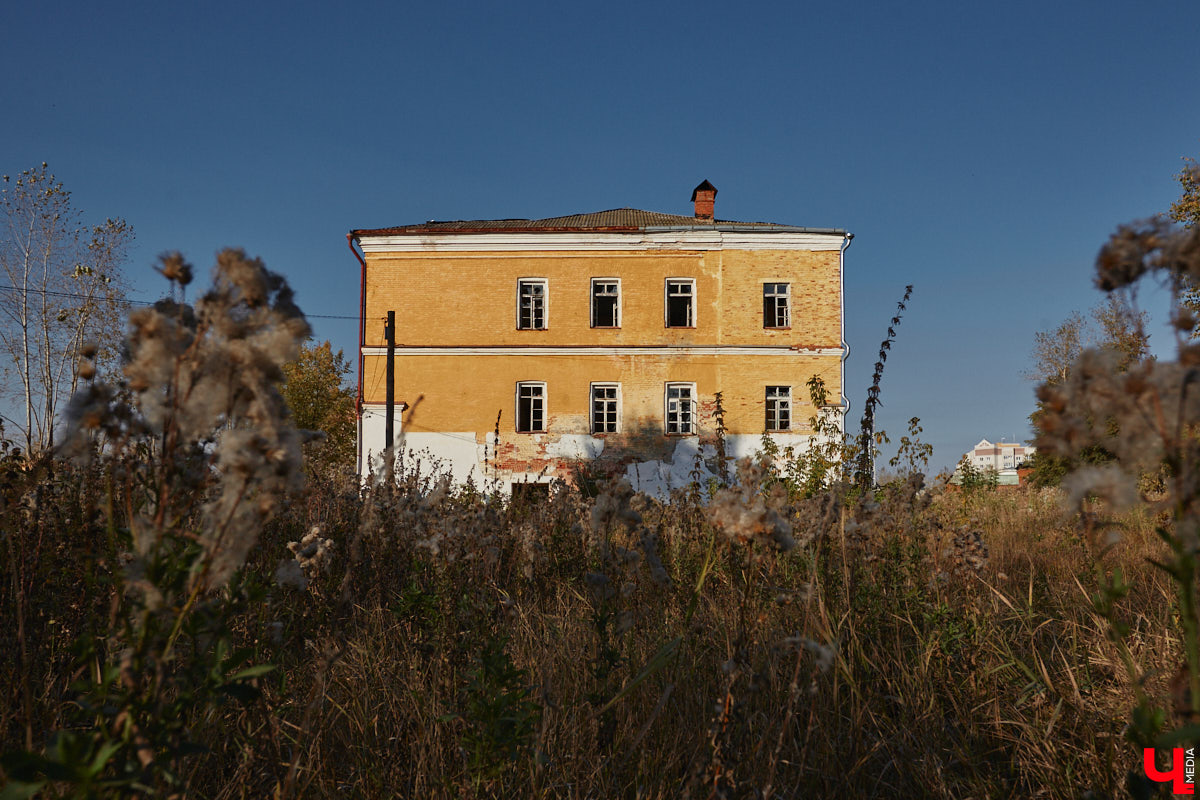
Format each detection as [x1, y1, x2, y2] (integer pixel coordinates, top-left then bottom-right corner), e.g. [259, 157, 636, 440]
[625, 439, 721, 500]
[362, 404, 820, 498]
[543, 434, 606, 460]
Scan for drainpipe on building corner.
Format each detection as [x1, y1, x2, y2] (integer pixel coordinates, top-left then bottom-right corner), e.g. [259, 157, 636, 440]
[347, 233, 368, 477]
[838, 232, 854, 435]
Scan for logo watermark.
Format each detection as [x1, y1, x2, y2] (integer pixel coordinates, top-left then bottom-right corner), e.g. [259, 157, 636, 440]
[1145, 747, 1197, 794]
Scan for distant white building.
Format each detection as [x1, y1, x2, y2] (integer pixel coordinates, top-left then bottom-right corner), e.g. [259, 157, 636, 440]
[966, 439, 1034, 472]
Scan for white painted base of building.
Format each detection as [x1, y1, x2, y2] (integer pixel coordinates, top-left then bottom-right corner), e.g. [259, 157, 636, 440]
[359, 404, 825, 500]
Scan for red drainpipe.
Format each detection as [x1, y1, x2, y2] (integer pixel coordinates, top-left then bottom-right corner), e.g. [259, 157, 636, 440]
[347, 233, 368, 474]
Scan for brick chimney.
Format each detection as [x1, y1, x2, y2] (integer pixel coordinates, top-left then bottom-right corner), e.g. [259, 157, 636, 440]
[691, 179, 717, 220]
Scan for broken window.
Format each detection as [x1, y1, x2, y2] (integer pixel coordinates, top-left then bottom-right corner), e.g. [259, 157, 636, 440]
[765, 386, 791, 431]
[591, 279, 620, 328]
[591, 383, 619, 434]
[516, 382, 546, 432]
[666, 279, 695, 328]
[517, 279, 547, 330]
[665, 383, 696, 435]
[763, 283, 790, 328]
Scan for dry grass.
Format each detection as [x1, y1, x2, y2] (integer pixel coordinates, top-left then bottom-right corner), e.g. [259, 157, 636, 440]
[4, 448, 1179, 798]
[3, 242, 1196, 798]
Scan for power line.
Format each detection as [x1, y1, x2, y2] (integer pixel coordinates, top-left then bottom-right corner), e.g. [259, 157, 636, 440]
[0, 282, 154, 306]
[395, 420, 494, 446]
[0, 283, 358, 320]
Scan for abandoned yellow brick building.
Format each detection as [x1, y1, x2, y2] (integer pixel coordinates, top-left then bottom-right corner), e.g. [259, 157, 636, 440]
[348, 181, 851, 495]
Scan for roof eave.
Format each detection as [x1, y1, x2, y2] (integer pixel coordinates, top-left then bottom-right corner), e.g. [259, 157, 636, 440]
[352, 225, 646, 237]
[642, 224, 846, 235]
[352, 224, 847, 238]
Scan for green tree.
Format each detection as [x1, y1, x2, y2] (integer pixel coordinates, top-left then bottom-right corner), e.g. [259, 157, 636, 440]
[280, 340, 355, 475]
[1171, 156, 1200, 334]
[952, 454, 998, 493]
[1171, 156, 1200, 228]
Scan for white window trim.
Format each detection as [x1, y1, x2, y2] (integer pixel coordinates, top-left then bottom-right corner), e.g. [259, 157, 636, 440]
[589, 382, 621, 434]
[516, 277, 548, 331]
[763, 282, 791, 329]
[590, 277, 622, 328]
[664, 278, 696, 328]
[765, 385, 792, 432]
[664, 381, 698, 435]
[515, 381, 547, 433]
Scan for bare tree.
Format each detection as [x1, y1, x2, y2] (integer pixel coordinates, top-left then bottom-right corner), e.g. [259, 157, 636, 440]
[1027, 296, 1150, 389]
[1026, 310, 1088, 387]
[0, 164, 132, 453]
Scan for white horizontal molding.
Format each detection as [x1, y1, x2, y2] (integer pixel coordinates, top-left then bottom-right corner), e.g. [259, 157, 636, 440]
[361, 345, 845, 357]
[361, 401, 408, 412]
[357, 230, 847, 253]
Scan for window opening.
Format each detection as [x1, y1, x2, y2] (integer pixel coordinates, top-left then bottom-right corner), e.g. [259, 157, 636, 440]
[763, 283, 790, 328]
[591, 279, 620, 328]
[666, 383, 696, 434]
[666, 280, 694, 328]
[511, 482, 550, 507]
[518, 280, 546, 330]
[766, 386, 792, 431]
[517, 382, 545, 432]
[591, 384, 619, 433]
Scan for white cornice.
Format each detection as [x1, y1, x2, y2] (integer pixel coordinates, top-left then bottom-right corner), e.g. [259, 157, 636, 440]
[361, 346, 845, 357]
[356, 230, 847, 253]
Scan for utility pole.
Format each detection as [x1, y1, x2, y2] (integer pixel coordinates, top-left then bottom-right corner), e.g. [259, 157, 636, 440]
[385, 311, 396, 478]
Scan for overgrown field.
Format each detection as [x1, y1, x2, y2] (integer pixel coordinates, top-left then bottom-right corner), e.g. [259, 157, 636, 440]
[4, 234, 1200, 798]
[0, 442, 1183, 798]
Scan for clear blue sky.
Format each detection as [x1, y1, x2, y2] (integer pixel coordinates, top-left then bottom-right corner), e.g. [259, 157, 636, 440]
[4, 0, 1199, 470]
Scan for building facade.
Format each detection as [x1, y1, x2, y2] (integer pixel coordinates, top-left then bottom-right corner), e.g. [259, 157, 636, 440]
[965, 439, 1035, 472]
[349, 182, 850, 495]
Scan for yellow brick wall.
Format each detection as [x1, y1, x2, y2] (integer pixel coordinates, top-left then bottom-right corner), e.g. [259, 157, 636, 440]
[362, 249, 841, 348]
[715, 250, 842, 348]
[362, 352, 841, 437]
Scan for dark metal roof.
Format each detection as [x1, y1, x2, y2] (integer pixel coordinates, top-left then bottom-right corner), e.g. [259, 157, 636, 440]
[352, 207, 844, 237]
